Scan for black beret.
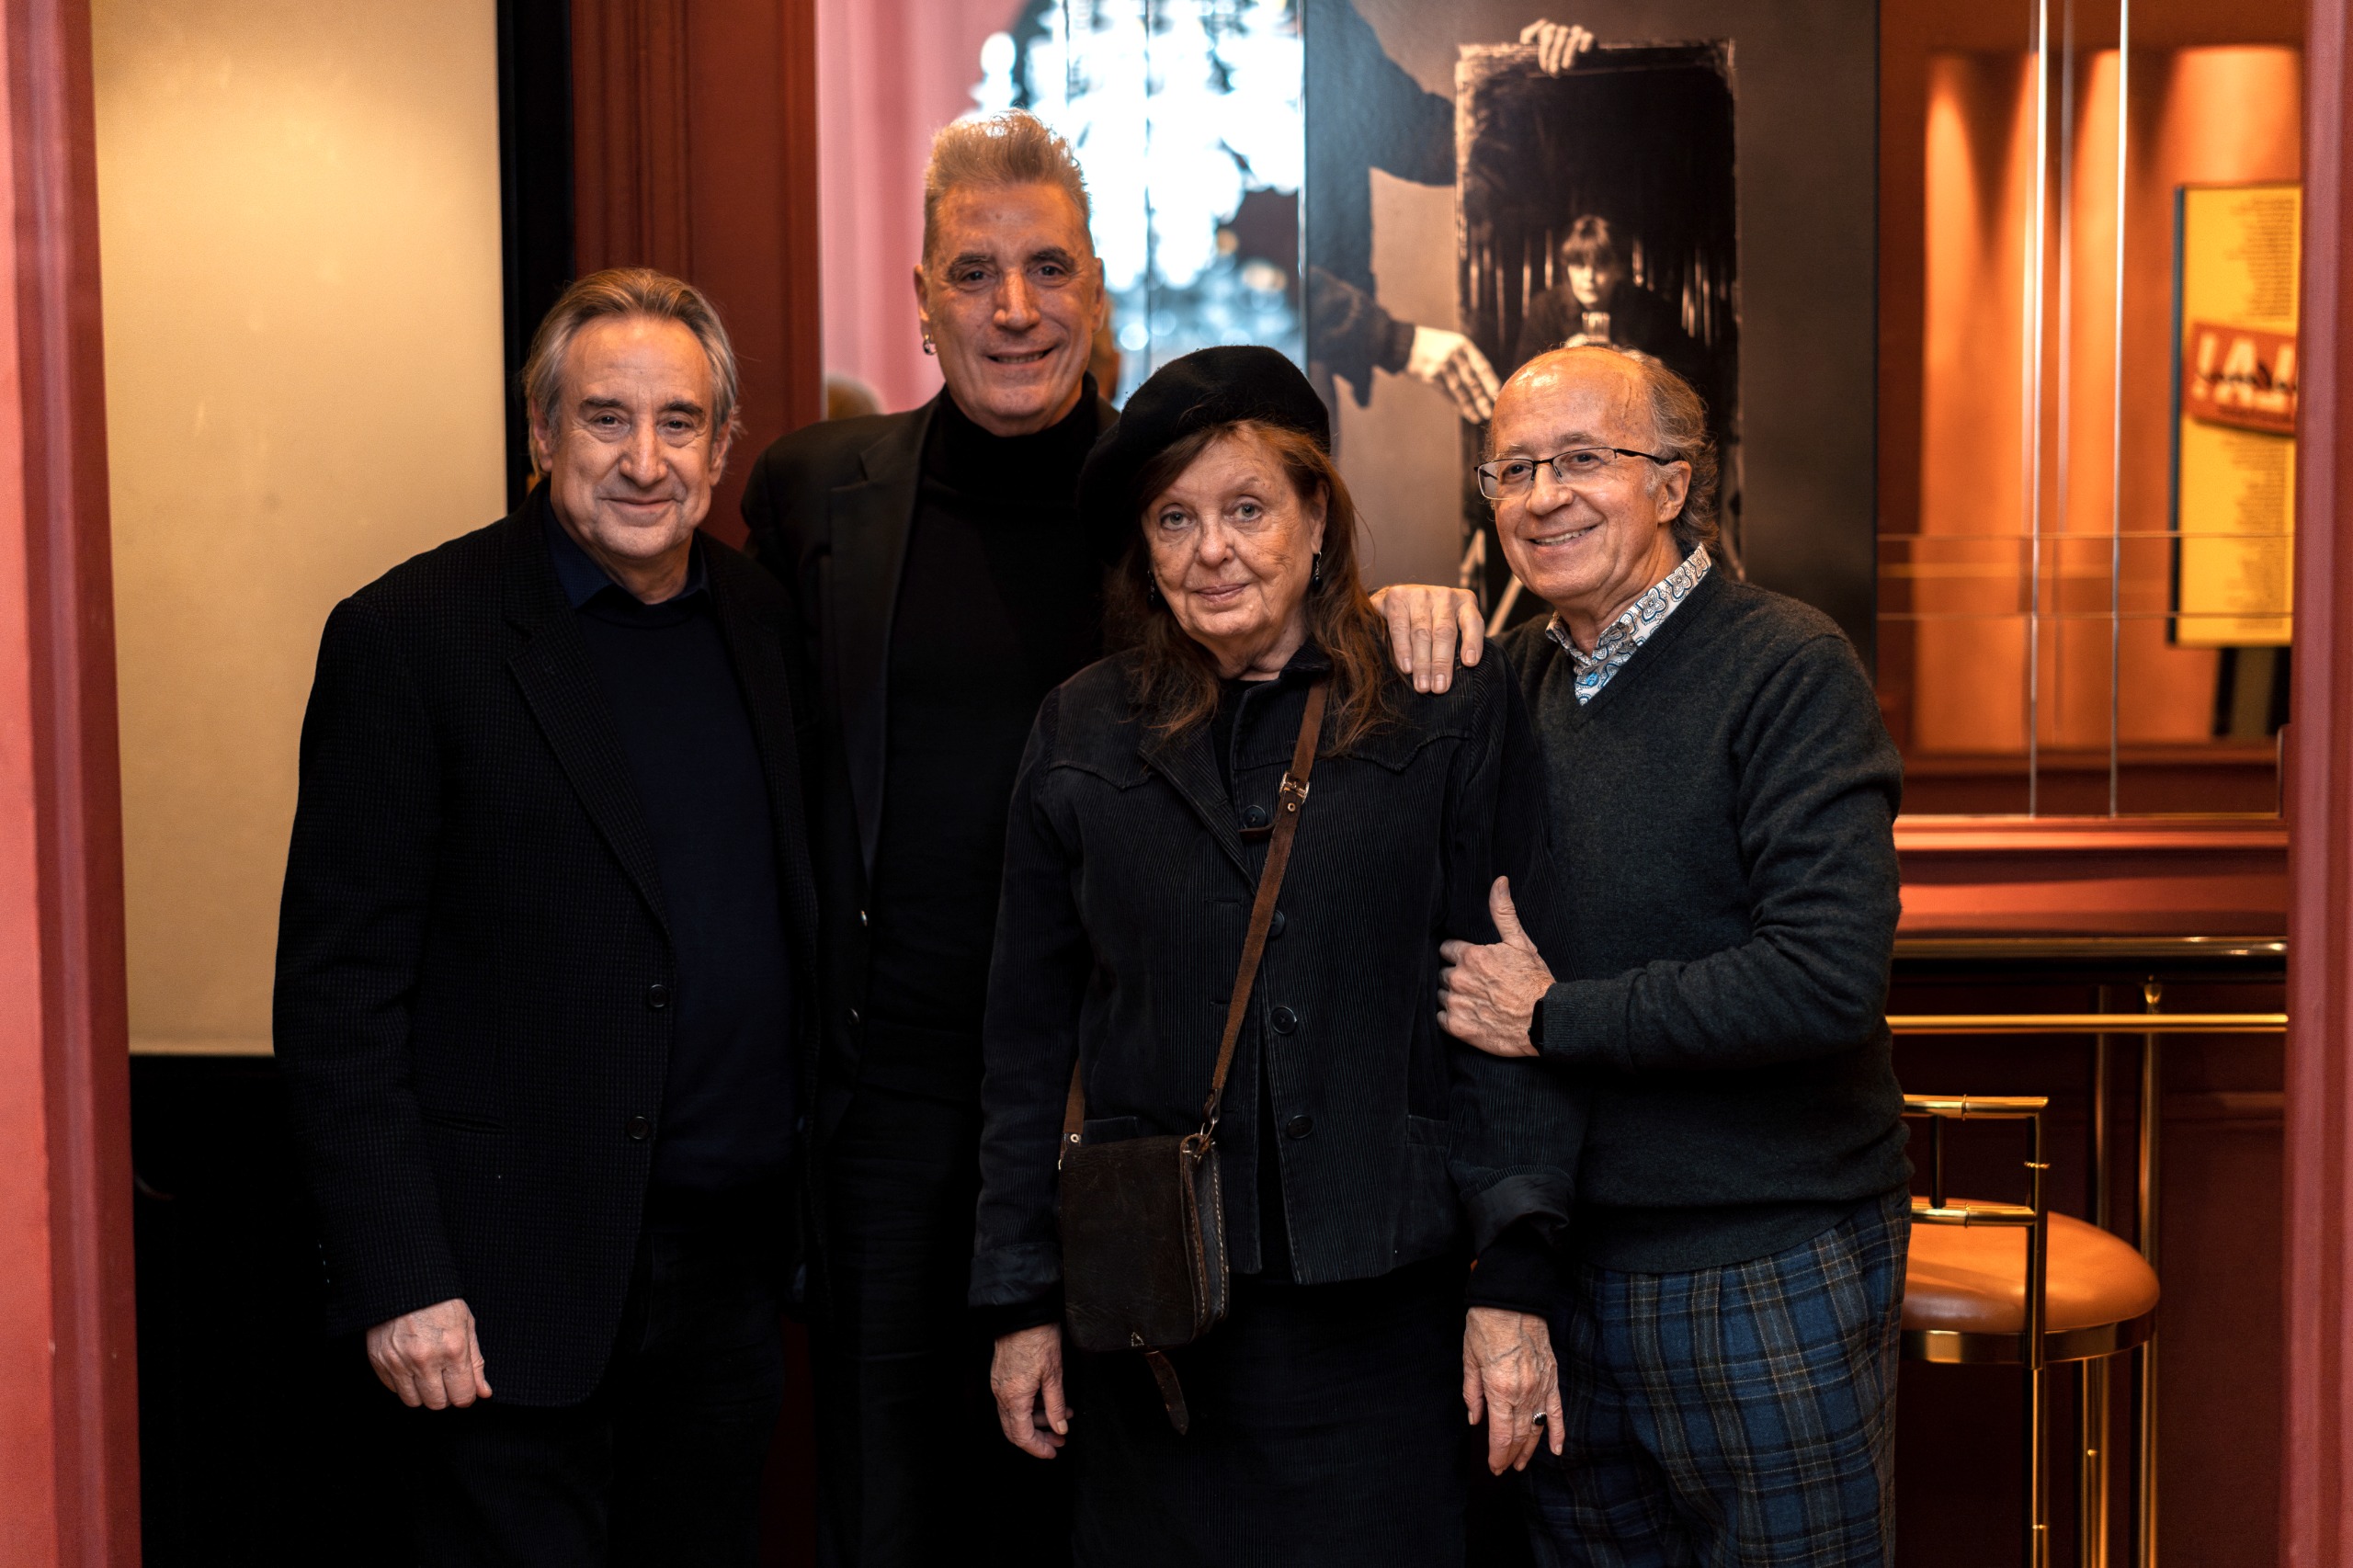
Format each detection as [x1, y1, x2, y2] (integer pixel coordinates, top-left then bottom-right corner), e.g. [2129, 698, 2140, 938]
[1078, 345, 1332, 562]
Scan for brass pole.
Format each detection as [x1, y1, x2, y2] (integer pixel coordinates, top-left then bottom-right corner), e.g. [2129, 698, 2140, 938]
[2137, 979, 2162, 1568]
[2086, 983, 2113, 1567]
[2027, 1105, 2051, 1568]
[2083, 1358, 2111, 1567]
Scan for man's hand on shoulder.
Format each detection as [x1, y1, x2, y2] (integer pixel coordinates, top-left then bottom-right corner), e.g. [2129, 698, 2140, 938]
[367, 1297, 492, 1409]
[1369, 584, 1484, 694]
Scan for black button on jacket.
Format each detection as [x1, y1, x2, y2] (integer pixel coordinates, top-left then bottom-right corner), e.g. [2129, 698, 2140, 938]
[972, 643, 1582, 1313]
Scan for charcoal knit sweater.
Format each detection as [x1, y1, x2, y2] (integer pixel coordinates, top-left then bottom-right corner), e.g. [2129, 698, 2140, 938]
[1499, 568, 1909, 1273]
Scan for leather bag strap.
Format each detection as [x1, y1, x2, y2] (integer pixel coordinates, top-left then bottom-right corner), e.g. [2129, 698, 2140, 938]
[1199, 676, 1326, 1131]
[1061, 676, 1331, 1152]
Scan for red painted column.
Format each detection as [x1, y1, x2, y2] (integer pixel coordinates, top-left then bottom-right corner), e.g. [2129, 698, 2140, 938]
[0, 0, 140, 1562]
[2288, 2, 2353, 1562]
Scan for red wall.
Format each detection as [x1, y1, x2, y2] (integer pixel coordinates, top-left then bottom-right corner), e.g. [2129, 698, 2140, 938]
[0, 0, 142, 1561]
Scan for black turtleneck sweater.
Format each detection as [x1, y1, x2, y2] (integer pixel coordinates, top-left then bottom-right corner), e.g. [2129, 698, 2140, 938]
[863, 390, 1106, 1074]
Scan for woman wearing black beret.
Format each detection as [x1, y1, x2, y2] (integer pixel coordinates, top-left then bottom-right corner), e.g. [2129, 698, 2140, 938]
[970, 345, 1586, 1564]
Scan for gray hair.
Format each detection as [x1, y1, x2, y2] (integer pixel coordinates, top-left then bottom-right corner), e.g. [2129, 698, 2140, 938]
[522, 267, 740, 473]
[1496, 344, 1719, 552]
[922, 111, 1092, 265]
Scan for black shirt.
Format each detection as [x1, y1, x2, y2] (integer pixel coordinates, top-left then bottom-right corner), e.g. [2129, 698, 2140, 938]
[546, 510, 796, 1195]
[863, 388, 1105, 1062]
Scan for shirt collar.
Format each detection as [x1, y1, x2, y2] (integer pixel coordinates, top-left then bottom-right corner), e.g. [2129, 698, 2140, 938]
[540, 490, 708, 609]
[1546, 542, 1711, 666]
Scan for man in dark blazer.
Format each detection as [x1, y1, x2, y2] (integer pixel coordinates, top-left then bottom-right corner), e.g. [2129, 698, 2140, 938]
[739, 110, 1109, 1568]
[275, 268, 816, 1566]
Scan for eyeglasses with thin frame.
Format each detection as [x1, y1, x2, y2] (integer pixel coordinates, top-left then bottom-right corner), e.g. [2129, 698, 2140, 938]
[1473, 447, 1677, 500]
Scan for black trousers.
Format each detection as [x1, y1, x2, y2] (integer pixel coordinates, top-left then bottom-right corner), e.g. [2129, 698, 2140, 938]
[409, 1187, 788, 1567]
[814, 1067, 1074, 1568]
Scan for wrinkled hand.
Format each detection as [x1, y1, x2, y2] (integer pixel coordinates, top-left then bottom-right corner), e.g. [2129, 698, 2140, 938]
[991, 1324, 1070, 1460]
[1405, 326, 1502, 423]
[1438, 878, 1554, 1059]
[367, 1297, 492, 1410]
[1369, 584, 1485, 694]
[1464, 1306, 1564, 1473]
[1519, 18, 1595, 74]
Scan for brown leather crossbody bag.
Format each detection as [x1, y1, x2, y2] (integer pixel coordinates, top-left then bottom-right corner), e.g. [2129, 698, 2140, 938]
[1056, 676, 1329, 1434]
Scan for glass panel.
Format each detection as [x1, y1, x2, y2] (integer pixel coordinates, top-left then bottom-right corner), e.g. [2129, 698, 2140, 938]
[1881, 0, 2302, 816]
[979, 0, 1305, 402]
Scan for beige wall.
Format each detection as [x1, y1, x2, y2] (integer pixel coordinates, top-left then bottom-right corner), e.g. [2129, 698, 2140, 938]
[96, 0, 506, 1054]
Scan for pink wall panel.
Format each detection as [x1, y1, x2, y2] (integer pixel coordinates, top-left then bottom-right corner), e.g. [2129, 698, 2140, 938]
[816, 0, 1027, 413]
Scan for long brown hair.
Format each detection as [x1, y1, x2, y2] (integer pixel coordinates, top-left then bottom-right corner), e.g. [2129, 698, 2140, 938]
[1105, 420, 1395, 753]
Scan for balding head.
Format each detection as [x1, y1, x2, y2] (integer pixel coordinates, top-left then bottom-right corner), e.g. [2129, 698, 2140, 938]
[1483, 344, 1715, 648]
[1493, 345, 1717, 552]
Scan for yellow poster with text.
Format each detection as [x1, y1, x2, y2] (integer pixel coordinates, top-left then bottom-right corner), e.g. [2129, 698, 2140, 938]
[2175, 182, 2298, 647]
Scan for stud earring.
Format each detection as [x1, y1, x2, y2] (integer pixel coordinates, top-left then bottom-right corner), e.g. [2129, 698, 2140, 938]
[1311, 551, 1324, 591]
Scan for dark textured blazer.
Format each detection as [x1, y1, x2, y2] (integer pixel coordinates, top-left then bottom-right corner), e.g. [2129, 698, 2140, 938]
[273, 491, 820, 1406]
[970, 643, 1581, 1314]
[734, 392, 1119, 1189]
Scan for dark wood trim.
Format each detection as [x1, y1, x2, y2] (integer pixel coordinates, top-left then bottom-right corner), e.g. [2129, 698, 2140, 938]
[567, 0, 823, 540]
[498, 0, 576, 509]
[1894, 814, 2290, 936]
[2286, 0, 2353, 1558]
[775, 0, 821, 441]
[6, 0, 140, 1558]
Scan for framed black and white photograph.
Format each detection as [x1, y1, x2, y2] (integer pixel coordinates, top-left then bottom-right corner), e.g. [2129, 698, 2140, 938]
[1304, 0, 1876, 655]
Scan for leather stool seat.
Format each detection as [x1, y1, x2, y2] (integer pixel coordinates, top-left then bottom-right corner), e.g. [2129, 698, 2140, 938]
[1904, 1199, 2160, 1362]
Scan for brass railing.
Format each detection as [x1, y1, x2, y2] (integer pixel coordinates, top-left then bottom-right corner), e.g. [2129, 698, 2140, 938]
[1890, 1013, 2285, 1035]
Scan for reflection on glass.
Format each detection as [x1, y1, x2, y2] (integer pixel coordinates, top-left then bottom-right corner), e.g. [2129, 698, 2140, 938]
[1881, 0, 2302, 815]
[974, 0, 1305, 401]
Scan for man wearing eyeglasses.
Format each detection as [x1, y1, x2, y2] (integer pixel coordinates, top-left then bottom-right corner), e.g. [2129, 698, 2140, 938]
[1436, 344, 1910, 1565]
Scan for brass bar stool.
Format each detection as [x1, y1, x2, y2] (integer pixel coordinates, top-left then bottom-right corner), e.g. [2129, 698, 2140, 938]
[1900, 1095, 2162, 1568]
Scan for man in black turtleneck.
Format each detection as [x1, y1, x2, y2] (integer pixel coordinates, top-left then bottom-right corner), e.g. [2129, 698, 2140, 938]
[739, 112, 1111, 1568]
[864, 387, 1106, 1056]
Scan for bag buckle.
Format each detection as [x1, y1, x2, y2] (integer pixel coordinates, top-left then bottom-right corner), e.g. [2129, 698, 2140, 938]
[1242, 774, 1309, 844]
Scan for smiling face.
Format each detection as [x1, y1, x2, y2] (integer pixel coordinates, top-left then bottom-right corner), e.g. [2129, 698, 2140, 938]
[915, 180, 1107, 437]
[531, 314, 729, 598]
[1490, 350, 1689, 646]
[1146, 426, 1329, 679]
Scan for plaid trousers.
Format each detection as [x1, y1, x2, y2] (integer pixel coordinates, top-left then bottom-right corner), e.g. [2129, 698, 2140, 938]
[1523, 1187, 1910, 1568]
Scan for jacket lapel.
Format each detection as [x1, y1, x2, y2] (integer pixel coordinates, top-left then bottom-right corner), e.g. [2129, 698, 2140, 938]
[500, 502, 671, 935]
[1142, 724, 1251, 880]
[710, 571, 822, 972]
[825, 402, 934, 877]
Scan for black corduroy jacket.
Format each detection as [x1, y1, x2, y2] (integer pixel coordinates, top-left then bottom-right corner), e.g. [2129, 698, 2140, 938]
[970, 642, 1581, 1318]
[273, 495, 820, 1405]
